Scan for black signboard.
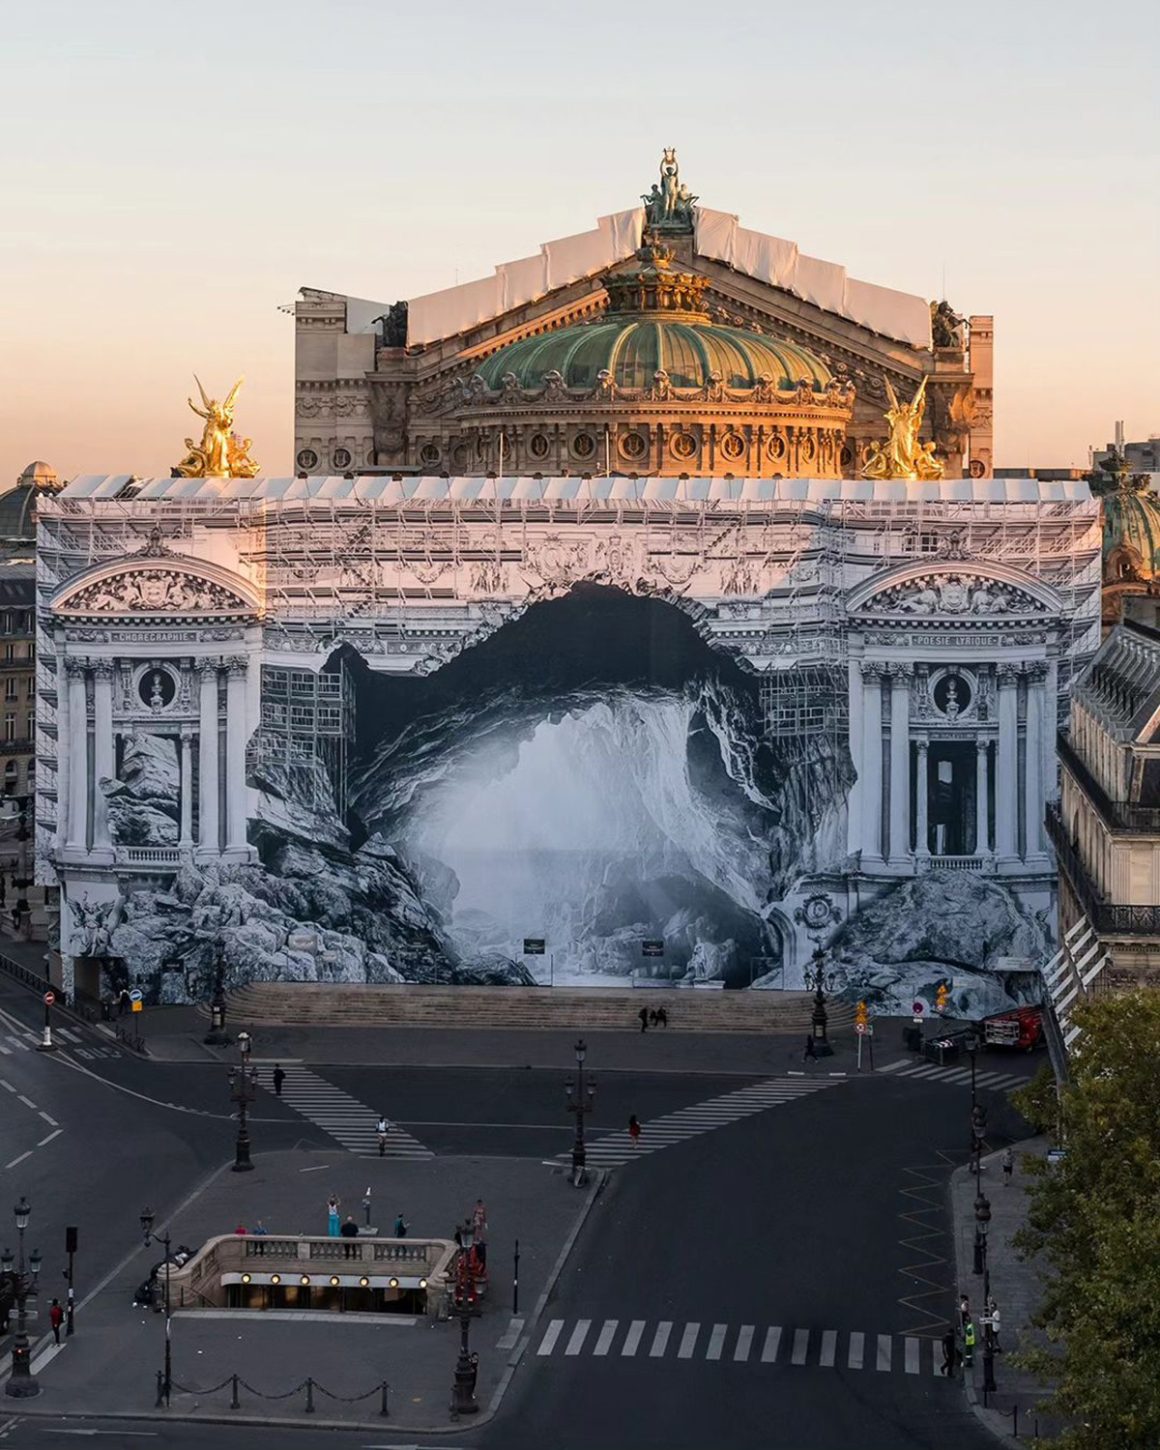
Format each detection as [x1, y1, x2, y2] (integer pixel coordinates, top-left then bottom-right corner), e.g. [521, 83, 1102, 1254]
[641, 940, 665, 958]
[523, 938, 546, 956]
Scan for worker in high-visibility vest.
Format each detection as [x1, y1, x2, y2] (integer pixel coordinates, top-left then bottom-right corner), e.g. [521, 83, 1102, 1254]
[963, 1318, 977, 1366]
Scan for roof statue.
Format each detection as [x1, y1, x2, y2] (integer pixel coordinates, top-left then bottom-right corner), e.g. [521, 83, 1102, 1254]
[861, 376, 944, 482]
[641, 148, 698, 232]
[174, 376, 261, 479]
[930, 299, 966, 350]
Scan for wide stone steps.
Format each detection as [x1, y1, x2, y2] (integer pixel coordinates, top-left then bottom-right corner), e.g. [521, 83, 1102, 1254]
[224, 983, 857, 1034]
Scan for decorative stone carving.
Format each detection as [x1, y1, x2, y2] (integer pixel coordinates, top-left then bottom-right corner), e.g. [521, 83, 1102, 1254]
[794, 892, 842, 928]
[73, 892, 123, 956]
[861, 573, 1045, 617]
[60, 570, 253, 617]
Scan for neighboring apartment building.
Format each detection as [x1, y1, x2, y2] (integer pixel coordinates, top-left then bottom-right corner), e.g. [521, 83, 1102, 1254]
[1046, 617, 1160, 994]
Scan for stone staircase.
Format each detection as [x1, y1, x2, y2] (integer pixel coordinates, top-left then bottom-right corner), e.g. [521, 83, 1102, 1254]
[225, 982, 857, 1035]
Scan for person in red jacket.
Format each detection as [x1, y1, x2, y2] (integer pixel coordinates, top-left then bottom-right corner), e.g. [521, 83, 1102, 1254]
[49, 1298, 64, 1344]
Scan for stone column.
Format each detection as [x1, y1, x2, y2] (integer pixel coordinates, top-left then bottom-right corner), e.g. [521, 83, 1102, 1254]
[1043, 653, 1059, 804]
[889, 665, 911, 864]
[55, 647, 70, 850]
[197, 660, 220, 857]
[65, 661, 87, 852]
[1024, 666, 1045, 857]
[915, 738, 930, 857]
[92, 662, 115, 854]
[860, 664, 883, 863]
[179, 729, 194, 854]
[224, 657, 249, 854]
[996, 665, 1019, 860]
[975, 738, 990, 855]
[846, 657, 864, 858]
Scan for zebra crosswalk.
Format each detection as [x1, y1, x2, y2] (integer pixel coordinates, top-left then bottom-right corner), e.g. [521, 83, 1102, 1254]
[1, 1026, 104, 1055]
[265, 1064, 433, 1159]
[879, 1059, 1031, 1092]
[535, 1317, 951, 1377]
[559, 1074, 843, 1169]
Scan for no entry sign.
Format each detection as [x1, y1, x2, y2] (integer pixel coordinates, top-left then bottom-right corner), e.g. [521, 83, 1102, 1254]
[43, 990, 55, 1007]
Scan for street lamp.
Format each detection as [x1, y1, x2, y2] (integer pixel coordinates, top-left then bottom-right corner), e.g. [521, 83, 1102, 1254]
[228, 1036, 259, 1173]
[974, 1192, 997, 1393]
[203, 957, 228, 1046]
[3, 1196, 41, 1397]
[804, 944, 837, 1057]
[965, 1031, 980, 1122]
[565, 1038, 596, 1186]
[140, 1207, 173, 1407]
[449, 1215, 479, 1418]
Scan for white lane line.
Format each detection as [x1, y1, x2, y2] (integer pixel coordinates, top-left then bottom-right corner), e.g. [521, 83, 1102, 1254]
[734, 1324, 754, 1362]
[791, 1328, 809, 1365]
[55, 1028, 81, 1044]
[37, 1129, 63, 1147]
[564, 1320, 590, 1356]
[877, 1060, 907, 1073]
[905, 1337, 920, 1374]
[820, 1329, 837, 1367]
[761, 1326, 781, 1363]
[537, 1319, 564, 1356]
[27, 1342, 65, 1376]
[876, 1334, 892, 1371]
[677, 1322, 699, 1359]
[649, 1321, 672, 1358]
[0, 1043, 9, 1055]
[75, 1049, 94, 1059]
[705, 1323, 726, 1361]
[4, 1152, 32, 1169]
[0, 1079, 14, 1091]
[593, 1319, 618, 1356]
[39, 1111, 59, 1127]
[848, 1331, 864, 1369]
[17, 1095, 36, 1109]
[621, 1320, 645, 1357]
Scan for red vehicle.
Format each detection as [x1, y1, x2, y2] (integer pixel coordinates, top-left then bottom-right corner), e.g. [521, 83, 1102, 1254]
[982, 1006, 1043, 1051]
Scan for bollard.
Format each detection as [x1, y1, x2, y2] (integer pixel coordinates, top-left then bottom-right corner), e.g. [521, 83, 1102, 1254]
[1012, 1405, 1018, 1438]
[513, 1238, 520, 1315]
[155, 1370, 165, 1408]
[305, 1377, 315, 1413]
[380, 1380, 389, 1417]
[231, 1374, 240, 1410]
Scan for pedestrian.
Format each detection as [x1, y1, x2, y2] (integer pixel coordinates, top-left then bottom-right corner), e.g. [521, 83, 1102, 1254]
[394, 1213, 408, 1237]
[656, 1006, 668, 1028]
[340, 1214, 360, 1258]
[638, 1006, 649, 1033]
[958, 1292, 970, 1327]
[252, 1220, 268, 1254]
[649, 1008, 659, 1027]
[803, 1034, 817, 1063]
[234, 1223, 248, 1236]
[272, 1064, 286, 1097]
[327, 1194, 341, 1238]
[628, 1114, 641, 1148]
[1002, 1146, 1014, 1185]
[940, 1324, 956, 1376]
[49, 1298, 64, 1345]
[963, 1318, 976, 1366]
[376, 1114, 389, 1155]
[986, 1297, 1002, 1352]
[117, 987, 130, 1017]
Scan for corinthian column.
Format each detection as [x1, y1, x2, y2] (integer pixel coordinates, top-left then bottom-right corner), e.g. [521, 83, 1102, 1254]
[860, 664, 883, 863]
[92, 661, 115, 857]
[889, 665, 911, 864]
[915, 738, 930, 857]
[996, 666, 1019, 861]
[1024, 666, 1045, 857]
[224, 656, 250, 855]
[55, 647, 70, 851]
[197, 660, 220, 857]
[65, 660, 87, 852]
[179, 729, 194, 854]
[975, 738, 990, 855]
[847, 657, 864, 858]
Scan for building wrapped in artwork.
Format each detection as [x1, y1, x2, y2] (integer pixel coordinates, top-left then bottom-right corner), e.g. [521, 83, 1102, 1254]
[35, 157, 1101, 1013]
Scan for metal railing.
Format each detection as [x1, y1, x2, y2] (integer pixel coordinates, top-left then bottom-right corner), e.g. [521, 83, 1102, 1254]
[0, 949, 59, 1001]
[1046, 804, 1160, 933]
[1058, 734, 1160, 834]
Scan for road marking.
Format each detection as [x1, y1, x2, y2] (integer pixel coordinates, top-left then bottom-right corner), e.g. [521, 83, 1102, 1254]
[791, 1328, 809, 1365]
[848, 1331, 864, 1369]
[38, 1111, 59, 1127]
[55, 1028, 81, 1044]
[621, 1320, 645, 1357]
[17, 1095, 36, 1109]
[878, 1060, 907, 1073]
[819, 1329, 837, 1367]
[3, 1152, 31, 1169]
[877, 1334, 892, 1371]
[705, 1323, 726, 1361]
[0, 1080, 13, 1092]
[649, 1321, 672, 1357]
[733, 1325, 754, 1362]
[0, 1043, 9, 1055]
[905, 1337, 920, 1374]
[677, 1322, 700, 1359]
[761, 1326, 781, 1363]
[593, 1319, 617, 1356]
[495, 1316, 524, 1352]
[37, 1129, 63, 1147]
[537, 1319, 563, 1356]
[564, 1320, 590, 1356]
[298, 1164, 331, 1173]
[28, 1342, 65, 1376]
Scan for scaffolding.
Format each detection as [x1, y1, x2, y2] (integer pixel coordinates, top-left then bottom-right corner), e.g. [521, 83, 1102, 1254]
[253, 663, 355, 817]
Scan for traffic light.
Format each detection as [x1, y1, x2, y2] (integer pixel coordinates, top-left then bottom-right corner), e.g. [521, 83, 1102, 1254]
[936, 981, 950, 1013]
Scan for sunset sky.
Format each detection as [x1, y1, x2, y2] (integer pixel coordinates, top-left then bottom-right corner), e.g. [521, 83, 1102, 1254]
[2, 0, 1156, 486]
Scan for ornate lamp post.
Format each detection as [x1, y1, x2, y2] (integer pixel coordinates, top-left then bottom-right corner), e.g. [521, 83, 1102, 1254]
[974, 1191, 996, 1393]
[204, 958, 228, 1046]
[565, 1039, 596, 1186]
[804, 944, 837, 1057]
[3, 1197, 42, 1397]
[965, 1030, 980, 1121]
[140, 1208, 172, 1406]
[228, 1032, 258, 1172]
[449, 1215, 479, 1418]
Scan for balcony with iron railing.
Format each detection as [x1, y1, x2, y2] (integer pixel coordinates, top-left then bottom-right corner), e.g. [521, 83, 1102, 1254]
[1058, 733, 1160, 835]
[1046, 802, 1160, 934]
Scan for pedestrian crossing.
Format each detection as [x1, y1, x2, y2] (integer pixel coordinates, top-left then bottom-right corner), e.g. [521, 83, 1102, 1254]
[559, 1075, 843, 1169]
[266, 1064, 433, 1159]
[879, 1059, 1031, 1092]
[534, 1317, 952, 1378]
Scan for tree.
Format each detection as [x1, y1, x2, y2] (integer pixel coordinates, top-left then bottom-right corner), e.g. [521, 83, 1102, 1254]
[1012, 991, 1160, 1449]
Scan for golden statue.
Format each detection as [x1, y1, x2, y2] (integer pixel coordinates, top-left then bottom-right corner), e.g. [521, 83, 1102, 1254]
[174, 376, 260, 478]
[861, 376, 944, 482]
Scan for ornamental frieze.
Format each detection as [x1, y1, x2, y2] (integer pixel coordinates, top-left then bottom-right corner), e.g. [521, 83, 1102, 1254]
[859, 573, 1046, 618]
[58, 570, 254, 618]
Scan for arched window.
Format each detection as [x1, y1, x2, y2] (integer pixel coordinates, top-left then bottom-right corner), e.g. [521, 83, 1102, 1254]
[3, 761, 17, 796]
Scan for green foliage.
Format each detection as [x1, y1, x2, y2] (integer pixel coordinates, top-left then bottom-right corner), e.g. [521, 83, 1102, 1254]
[1012, 992, 1160, 1449]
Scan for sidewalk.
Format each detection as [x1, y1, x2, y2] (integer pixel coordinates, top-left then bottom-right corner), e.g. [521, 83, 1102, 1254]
[9, 1148, 597, 1430]
[949, 1138, 1063, 1445]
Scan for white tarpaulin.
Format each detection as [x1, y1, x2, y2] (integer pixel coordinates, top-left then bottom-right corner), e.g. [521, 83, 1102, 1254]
[694, 207, 931, 348]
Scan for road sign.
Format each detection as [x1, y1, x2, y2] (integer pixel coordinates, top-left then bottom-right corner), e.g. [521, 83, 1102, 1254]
[131, 999, 143, 1014]
[522, 938, 546, 956]
[129, 987, 143, 1003]
[855, 1021, 866, 1035]
[911, 1000, 925, 1014]
[641, 940, 665, 958]
[43, 990, 55, 1007]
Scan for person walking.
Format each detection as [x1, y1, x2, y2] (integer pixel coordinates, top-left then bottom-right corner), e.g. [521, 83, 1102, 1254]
[656, 1006, 668, 1028]
[638, 1006, 649, 1033]
[958, 1292, 970, 1327]
[49, 1298, 64, 1345]
[394, 1213, 408, 1238]
[940, 1324, 957, 1377]
[376, 1115, 389, 1156]
[963, 1318, 976, 1367]
[272, 1064, 286, 1097]
[628, 1114, 641, 1148]
[340, 1215, 360, 1258]
[327, 1195, 341, 1238]
[252, 1220, 268, 1254]
[1002, 1146, 1014, 1186]
[803, 1034, 817, 1064]
[985, 1297, 1002, 1352]
[117, 987, 130, 1017]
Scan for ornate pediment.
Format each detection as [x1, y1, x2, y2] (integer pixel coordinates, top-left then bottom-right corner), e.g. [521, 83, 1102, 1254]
[54, 565, 258, 620]
[853, 570, 1053, 620]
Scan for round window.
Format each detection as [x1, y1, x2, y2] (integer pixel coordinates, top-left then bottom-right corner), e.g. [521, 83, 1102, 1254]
[296, 448, 319, 471]
[419, 443, 441, 467]
[571, 432, 596, 460]
[452, 443, 469, 470]
[529, 433, 551, 459]
[670, 431, 697, 460]
[768, 434, 786, 460]
[721, 433, 745, 461]
[840, 445, 854, 469]
[620, 431, 647, 460]
[332, 447, 352, 470]
[139, 667, 178, 711]
[933, 673, 972, 717]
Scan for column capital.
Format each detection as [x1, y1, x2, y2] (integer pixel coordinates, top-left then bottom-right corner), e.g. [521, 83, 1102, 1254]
[64, 657, 88, 678]
[180, 728, 194, 744]
[91, 660, 117, 681]
[997, 663, 1020, 684]
[1022, 661, 1048, 683]
[224, 655, 249, 677]
[887, 662, 914, 682]
[194, 657, 222, 678]
[859, 660, 883, 681]
[976, 736, 989, 754]
[916, 736, 929, 754]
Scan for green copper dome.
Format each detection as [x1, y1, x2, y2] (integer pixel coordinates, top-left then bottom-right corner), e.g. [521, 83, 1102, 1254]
[1102, 481, 1160, 580]
[475, 318, 832, 394]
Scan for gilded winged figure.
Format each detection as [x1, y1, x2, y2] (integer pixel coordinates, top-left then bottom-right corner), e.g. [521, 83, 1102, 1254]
[175, 376, 260, 478]
[862, 376, 944, 482]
